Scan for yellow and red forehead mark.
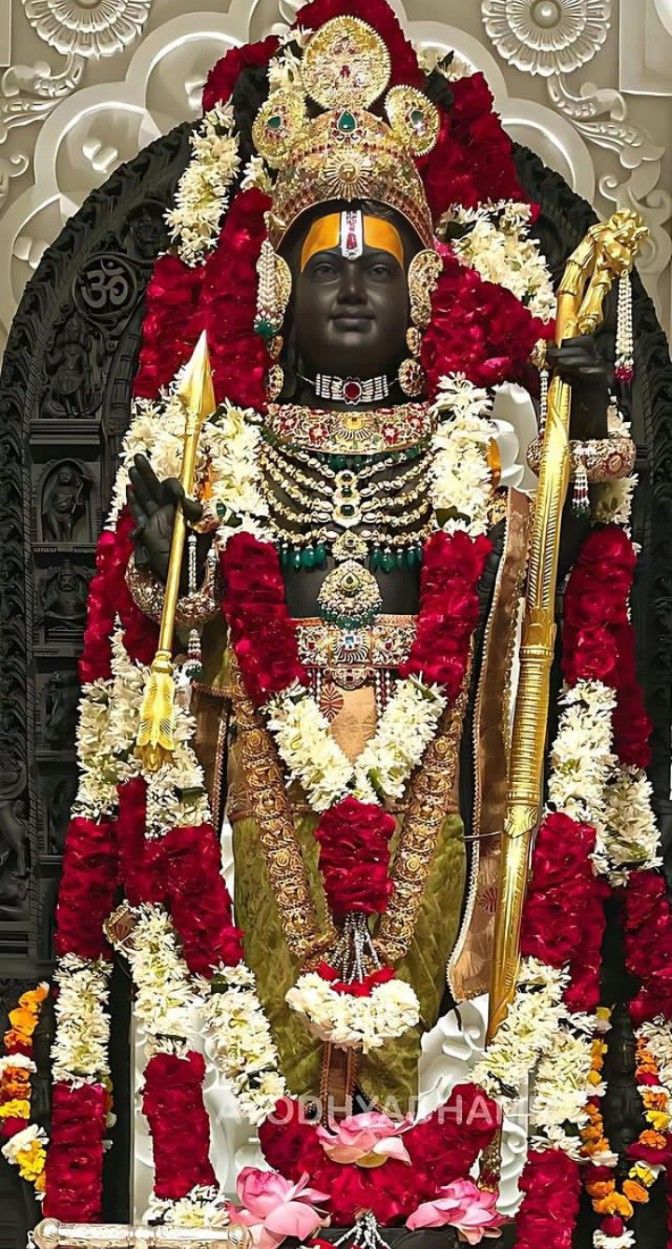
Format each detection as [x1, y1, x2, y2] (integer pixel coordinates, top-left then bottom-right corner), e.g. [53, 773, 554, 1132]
[300, 209, 404, 271]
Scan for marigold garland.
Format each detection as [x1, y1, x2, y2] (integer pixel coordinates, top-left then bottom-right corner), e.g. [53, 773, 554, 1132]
[0, 983, 49, 1197]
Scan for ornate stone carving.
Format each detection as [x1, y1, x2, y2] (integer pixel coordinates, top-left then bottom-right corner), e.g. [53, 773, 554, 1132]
[41, 671, 81, 750]
[21, 0, 152, 60]
[39, 464, 89, 542]
[38, 562, 91, 638]
[481, 0, 611, 76]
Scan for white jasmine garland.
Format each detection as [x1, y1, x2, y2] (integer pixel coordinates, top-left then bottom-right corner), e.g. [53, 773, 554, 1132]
[50, 954, 112, 1085]
[203, 963, 287, 1125]
[145, 1185, 230, 1229]
[166, 102, 240, 267]
[286, 972, 420, 1054]
[355, 679, 446, 800]
[265, 676, 446, 812]
[638, 1020, 672, 1093]
[472, 959, 567, 1103]
[529, 1023, 597, 1156]
[547, 680, 617, 833]
[450, 202, 555, 323]
[429, 383, 495, 536]
[601, 768, 661, 885]
[123, 905, 201, 1056]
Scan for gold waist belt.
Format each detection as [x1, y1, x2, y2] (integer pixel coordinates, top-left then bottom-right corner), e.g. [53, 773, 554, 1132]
[296, 613, 416, 689]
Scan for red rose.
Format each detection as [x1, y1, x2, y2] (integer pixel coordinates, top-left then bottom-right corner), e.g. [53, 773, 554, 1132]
[116, 778, 165, 906]
[315, 798, 396, 916]
[43, 1082, 107, 1221]
[202, 36, 280, 111]
[514, 1149, 581, 1249]
[142, 1051, 216, 1199]
[133, 255, 205, 400]
[55, 815, 118, 960]
[157, 824, 243, 975]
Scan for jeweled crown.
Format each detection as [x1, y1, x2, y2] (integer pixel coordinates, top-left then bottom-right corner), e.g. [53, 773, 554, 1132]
[252, 16, 439, 249]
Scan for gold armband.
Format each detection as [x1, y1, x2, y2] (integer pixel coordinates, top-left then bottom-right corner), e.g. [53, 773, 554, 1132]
[125, 547, 220, 629]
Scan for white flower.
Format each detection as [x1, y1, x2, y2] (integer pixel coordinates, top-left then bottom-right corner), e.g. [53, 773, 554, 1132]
[51, 955, 112, 1083]
[166, 103, 240, 266]
[427, 394, 496, 536]
[355, 679, 446, 800]
[125, 906, 201, 1047]
[473, 959, 568, 1101]
[146, 1185, 230, 1228]
[286, 973, 420, 1054]
[265, 689, 355, 811]
[203, 965, 287, 1124]
[452, 210, 555, 322]
[2, 1123, 48, 1165]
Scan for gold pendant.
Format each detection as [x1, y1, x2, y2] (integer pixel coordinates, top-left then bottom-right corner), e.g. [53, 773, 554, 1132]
[318, 549, 382, 629]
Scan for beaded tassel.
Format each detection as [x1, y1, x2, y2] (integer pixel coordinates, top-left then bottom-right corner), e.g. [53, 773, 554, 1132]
[615, 272, 634, 388]
[538, 365, 549, 438]
[184, 531, 203, 682]
[571, 458, 590, 517]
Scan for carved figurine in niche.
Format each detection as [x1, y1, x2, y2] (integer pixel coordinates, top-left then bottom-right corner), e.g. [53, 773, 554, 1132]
[38, 560, 89, 638]
[40, 464, 88, 543]
[42, 771, 77, 853]
[41, 672, 80, 750]
[41, 311, 104, 419]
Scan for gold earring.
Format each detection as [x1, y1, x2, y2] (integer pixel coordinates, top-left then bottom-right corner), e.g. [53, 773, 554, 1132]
[255, 238, 292, 401]
[397, 249, 442, 398]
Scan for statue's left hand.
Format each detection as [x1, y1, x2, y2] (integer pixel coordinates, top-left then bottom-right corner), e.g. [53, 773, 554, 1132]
[545, 333, 611, 439]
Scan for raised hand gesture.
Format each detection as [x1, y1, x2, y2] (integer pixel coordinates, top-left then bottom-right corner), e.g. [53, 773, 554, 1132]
[127, 453, 203, 585]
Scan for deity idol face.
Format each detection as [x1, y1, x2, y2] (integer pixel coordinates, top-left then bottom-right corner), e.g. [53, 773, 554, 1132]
[285, 203, 418, 384]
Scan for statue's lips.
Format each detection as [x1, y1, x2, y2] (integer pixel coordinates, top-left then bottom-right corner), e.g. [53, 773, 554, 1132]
[331, 313, 374, 330]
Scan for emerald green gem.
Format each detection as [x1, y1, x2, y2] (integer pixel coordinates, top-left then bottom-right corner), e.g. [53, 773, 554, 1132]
[396, 550, 405, 569]
[410, 107, 425, 129]
[254, 317, 275, 342]
[370, 549, 379, 571]
[315, 542, 327, 567]
[267, 114, 282, 131]
[291, 548, 302, 570]
[341, 504, 355, 517]
[301, 546, 315, 570]
[337, 111, 357, 133]
[381, 550, 394, 573]
[406, 547, 418, 568]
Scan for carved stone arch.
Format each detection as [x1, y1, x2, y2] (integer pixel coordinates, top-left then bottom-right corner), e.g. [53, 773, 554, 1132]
[0, 122, 670, 1248]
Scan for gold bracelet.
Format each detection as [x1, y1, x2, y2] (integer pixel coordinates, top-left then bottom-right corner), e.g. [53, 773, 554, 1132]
[125, 549, 220, 628]
[526, 433, 635, 483]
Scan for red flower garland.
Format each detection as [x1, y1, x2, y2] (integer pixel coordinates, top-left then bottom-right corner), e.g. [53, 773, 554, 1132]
[420, 248, 550, 399]
[314, 797, 395, 917]
[43, 1082, 108, 1222]
[54, 815, 118, 962]
[399, 528, 492, 694]
[259, 1086, 499, 1226]
[133, 255, 205, 402]
[80, 510, 159, 684]
[156, 823, 244, 977]
[521, 812, 608, 1014]
[514, 1148, 582, 1249]
[142, 1051, 216, 1200]
[202, 35, 280, 112]
[220, 531, 309, 706]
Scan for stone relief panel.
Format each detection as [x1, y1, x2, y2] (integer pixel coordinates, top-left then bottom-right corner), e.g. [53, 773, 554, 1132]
[0, 0, 669, 351]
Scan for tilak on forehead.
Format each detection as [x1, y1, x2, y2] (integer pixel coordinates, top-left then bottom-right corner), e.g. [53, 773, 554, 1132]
[300, 209, 405, 271]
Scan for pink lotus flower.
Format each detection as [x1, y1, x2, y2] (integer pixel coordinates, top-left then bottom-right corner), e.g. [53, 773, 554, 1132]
[230, 1167, 330, 1249]
[317, 1111, 413, 1166]
[406, 1179, 507, 1245]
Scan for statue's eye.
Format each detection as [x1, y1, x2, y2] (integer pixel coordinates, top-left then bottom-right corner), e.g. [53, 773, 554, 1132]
[368, 261, 394, 279]
[311, 259, 338, 279]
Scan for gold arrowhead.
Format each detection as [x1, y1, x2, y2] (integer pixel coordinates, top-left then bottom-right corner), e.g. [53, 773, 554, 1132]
[176, 329, 216, 423]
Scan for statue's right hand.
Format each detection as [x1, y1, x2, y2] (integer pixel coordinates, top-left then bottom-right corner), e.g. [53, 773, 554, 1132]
[127, 453, 203, 584]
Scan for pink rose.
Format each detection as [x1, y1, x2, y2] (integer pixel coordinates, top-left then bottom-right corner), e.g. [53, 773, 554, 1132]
[406, 1178, 507, 1245]
[317, 1111, 412, 1166]
[230, 1168, 329, 1249]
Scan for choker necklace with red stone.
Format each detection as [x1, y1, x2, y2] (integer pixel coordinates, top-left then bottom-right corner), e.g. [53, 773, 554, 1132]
[307, 373, 391, 405]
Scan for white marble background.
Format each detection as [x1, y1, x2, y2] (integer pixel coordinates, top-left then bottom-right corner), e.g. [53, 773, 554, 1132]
[0, 0, 670, 356]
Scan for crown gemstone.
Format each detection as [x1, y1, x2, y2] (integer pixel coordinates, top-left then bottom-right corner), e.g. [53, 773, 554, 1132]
[267, 114, 282, 131]
[337, 111, 357, 133]
[410, 107, 425, 129]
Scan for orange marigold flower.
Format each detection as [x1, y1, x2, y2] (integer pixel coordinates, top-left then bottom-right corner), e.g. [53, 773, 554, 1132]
[593, 1194, 634, 1219]
[642, 1091, 668, 1110]
[7, 1008, 38, 1038]
[640, 1130, 667, 1149]
[587, 1070, 604, 1087]
[623, 1180, 650, 1204]
[586, 1181, 615, 1199]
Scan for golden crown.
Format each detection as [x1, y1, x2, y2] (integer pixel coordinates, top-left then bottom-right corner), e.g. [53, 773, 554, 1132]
[251, 16, 439, 250]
